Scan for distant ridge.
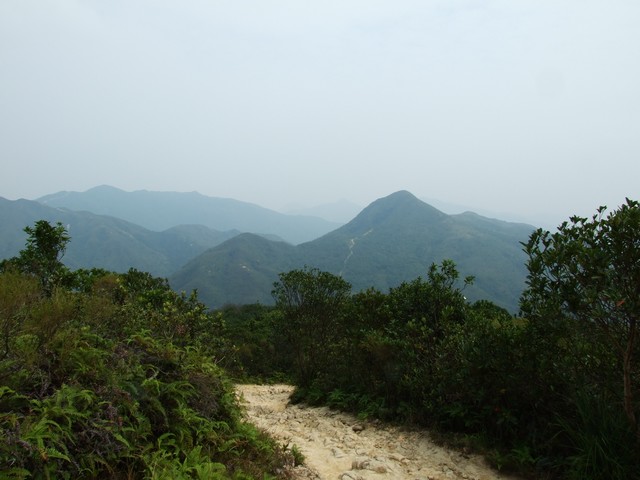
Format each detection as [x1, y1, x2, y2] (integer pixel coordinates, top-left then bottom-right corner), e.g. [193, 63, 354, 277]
[0, 196, 236, 276]
[38, 185, 341, 244]
[171, 191, 534, 312]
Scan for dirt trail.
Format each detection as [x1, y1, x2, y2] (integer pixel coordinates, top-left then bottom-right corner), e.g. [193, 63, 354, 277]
[237, 384, 521, 480]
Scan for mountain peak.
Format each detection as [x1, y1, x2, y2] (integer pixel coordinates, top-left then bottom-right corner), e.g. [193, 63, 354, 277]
[344, 190, 446, 232]
[371, 190, 440, 209]
[88, 185, 124, 193]
[386, 189, 416, 199]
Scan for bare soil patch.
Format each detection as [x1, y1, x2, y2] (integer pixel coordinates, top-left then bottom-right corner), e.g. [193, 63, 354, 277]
[237, 384, 522, 480]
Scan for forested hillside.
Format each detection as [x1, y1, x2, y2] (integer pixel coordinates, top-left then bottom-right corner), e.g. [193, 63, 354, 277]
[170, 233, 301, 307]
[173, 191, 533, 312]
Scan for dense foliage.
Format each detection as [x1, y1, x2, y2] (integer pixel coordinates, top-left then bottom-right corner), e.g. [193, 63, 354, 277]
[520, 198, 640, 478]
[223, 201, 640, 480]
[0, 222, 293, 479]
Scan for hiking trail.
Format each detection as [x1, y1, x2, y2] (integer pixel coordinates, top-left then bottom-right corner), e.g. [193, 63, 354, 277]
[237, 384, 521, 480]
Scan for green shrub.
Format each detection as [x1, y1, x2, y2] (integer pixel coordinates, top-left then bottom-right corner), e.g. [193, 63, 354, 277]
[0, 267, 290, 479]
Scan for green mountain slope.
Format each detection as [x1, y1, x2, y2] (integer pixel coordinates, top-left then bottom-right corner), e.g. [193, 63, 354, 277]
[299, 191, 450, 287]
[171, 191, 534, 311]
[38, 185, 341, 244]
[170, 233, 301, 306]
[0, 197, 236, 276]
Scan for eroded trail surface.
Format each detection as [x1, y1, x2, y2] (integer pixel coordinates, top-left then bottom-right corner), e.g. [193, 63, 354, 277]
[237, 384, 520, 480]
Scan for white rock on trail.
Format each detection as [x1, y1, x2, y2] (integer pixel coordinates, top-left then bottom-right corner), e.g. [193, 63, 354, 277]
[236, 384, 522, 480]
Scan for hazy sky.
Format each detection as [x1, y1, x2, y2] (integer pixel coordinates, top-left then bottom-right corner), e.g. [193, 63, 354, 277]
[1, 1, 639, 227]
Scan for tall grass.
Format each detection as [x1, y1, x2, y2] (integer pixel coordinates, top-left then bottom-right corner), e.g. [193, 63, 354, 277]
[555, 390, 639, 480]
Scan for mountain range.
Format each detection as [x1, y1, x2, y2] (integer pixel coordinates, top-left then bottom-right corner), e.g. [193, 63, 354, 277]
[38, 185, 340, 244]
[170, 191, 533, 312]
[0, 187, 535, 312]
[0, 196, 238, 276]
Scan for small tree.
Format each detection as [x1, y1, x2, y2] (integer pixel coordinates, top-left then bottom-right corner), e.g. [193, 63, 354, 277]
[1, 220, 71, 296]
[386, 260, 473, 412]
[521, 198, 640, 441]
[271, 266, 351, 387]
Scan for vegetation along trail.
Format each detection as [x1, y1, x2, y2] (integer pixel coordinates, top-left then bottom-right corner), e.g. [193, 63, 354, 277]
[237, 384, 520, 480]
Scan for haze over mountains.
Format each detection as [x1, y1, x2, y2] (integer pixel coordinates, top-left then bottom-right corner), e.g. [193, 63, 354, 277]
[283, 198, 363, 224]
[39, 185, 340, 244]
[0, 186, 535, 312]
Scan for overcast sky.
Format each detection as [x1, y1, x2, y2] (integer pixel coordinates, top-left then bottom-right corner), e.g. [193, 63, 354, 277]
[1, 1, 639, 228]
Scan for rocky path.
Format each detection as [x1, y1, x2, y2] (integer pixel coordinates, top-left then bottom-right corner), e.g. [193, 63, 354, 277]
[237, 384, 521, 480]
